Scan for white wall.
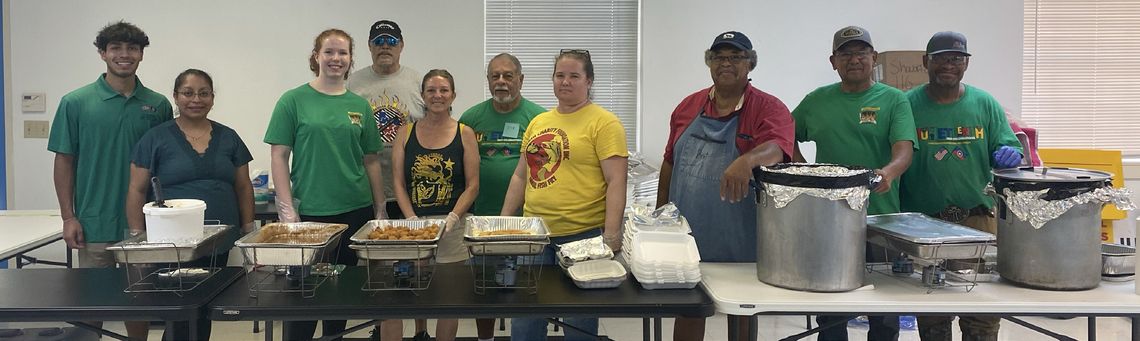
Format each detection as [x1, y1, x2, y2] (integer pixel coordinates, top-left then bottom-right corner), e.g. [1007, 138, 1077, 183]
[641, 0, 1023, 167]
[4, 0, 484, 209]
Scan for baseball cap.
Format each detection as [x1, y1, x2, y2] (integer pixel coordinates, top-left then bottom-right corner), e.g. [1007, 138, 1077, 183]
[926, 31, 970, 56]
[369, 20, 402, 41]
[710, 31, 752, 51]
[832, 26, 873, 51]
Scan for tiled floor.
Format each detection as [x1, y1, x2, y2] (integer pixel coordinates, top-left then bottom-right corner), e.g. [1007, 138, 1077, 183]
[1, 314, 1133, 340]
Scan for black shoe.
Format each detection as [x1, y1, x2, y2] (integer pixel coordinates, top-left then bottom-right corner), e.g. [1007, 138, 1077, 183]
[413, 330, 431, 341]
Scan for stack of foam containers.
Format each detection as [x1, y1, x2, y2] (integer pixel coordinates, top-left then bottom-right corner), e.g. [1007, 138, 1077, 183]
[629, 231, 701, 289]
[621, 212, 691, 262]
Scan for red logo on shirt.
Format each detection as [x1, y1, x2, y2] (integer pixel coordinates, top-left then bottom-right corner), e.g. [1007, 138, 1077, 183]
[525, 128, 570, 189]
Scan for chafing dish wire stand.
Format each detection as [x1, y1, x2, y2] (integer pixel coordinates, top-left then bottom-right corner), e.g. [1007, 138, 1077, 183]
[865, 213, 996, 293]
[107, 223, 229, 296]
[349, 219, 447, 293]
[464, 216, 551, 295]
[235, 223, 349, 299]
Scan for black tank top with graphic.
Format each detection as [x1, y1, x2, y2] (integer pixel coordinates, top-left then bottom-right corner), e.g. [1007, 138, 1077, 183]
[403, 122, 466, 217]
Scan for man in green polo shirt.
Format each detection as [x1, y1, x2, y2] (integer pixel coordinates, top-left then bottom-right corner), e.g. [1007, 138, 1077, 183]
[458, 52, 544, 341]
[47, 21, 172, 340]
[791, 26, 916, 341]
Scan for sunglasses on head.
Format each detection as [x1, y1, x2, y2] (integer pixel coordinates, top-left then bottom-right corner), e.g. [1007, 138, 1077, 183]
[559, 48, 591, 59]
[371, 35, 400, 47]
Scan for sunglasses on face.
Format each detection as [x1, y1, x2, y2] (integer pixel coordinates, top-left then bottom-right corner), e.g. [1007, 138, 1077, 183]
[371, 35, 400, 47]
[928, 54, 969, 65]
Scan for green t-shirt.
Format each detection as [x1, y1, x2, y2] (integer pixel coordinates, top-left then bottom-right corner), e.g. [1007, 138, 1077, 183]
[900, 84, 1023, 215]
[47, 74, 173, 243]
[263, 84, 382, 216]
[792, 82, 917, 215]
[458, 98, 545, 215]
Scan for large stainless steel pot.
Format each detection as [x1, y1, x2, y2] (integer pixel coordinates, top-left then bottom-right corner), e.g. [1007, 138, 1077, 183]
[993, 167, 1112, 290]
[754, 164, 874, 292]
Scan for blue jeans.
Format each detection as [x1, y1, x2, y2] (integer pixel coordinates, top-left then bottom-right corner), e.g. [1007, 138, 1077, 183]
[510, 229, 602, 341]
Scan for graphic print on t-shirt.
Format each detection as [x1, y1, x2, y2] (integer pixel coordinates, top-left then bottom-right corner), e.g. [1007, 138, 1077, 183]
[411, 152, 455, 208]
[368, 92, 412, 143]
[859, 106, 879, 124]
[917, 124, 985, 161]
[474, 130, 524, 157]
[525, 127, 570, 189]
[347, 111, 363, 126]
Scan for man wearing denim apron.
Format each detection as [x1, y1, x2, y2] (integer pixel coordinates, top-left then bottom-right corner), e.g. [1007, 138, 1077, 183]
[658, 31, 795, 341]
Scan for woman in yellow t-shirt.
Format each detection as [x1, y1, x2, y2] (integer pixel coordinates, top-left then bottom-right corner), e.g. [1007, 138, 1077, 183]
[500, 49, 629, 341]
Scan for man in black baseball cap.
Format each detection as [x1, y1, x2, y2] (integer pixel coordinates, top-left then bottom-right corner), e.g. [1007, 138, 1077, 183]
[666, 29, 795, 341]
[904, 30, 1020, 341]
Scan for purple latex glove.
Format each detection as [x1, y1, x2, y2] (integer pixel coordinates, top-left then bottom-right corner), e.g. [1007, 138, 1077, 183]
[992, 145, 1023, 169]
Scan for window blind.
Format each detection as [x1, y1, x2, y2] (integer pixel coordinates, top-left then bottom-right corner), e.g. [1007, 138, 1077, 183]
[485, 0, 640, 150]
[1022, 0, 1140, 156]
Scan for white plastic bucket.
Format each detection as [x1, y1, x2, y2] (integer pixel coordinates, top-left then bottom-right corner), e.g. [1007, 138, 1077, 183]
[143, 199, 206, 243]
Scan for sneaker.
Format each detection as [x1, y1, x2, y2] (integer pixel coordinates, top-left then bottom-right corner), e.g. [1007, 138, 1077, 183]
[413, 330, 431, 341]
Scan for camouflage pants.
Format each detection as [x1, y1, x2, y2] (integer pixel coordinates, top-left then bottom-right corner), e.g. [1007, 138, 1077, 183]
[917, 213, 999, 341]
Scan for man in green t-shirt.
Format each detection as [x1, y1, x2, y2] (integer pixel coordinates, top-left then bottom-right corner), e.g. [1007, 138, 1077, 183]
[792, 26, 915, 341]
[46, 21, 172, 340]
[901, 31, 1022, 341]
[457, 53, 544, 341]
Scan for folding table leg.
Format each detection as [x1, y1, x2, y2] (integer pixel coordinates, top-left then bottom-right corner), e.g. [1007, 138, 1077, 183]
[1087, 316, 1096, 341]
[642, 318, 650, 341]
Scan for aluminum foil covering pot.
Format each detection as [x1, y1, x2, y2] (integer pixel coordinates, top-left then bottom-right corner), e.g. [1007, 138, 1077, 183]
[753, 163, 873, 292]
[991, 167, 1134, 290]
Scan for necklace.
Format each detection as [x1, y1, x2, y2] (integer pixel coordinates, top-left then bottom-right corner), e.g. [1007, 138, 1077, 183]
[178, 122, 211, 141]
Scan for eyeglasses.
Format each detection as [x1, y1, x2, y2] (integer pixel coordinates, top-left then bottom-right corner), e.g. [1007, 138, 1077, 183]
[488, 72, 516, 81]
[835, 50, 873, 60]
[371, 35, 400, 47]
[559, 49, 591, 59]
[711, 54, 749, 64]
[176, 91, 214, 99]
[928, 54, 969, 65]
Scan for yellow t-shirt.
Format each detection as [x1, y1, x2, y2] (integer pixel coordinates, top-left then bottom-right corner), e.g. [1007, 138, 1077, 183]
[521, 103, 629, 236]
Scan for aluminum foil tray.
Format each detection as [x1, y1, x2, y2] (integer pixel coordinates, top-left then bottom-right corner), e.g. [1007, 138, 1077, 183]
[1102, 243, 1136, 276]
[108, 225, 230, 264]
[350, 244, 438, 260]
[234, 222, 347, 266]
[350, 219, 446, 245]
[867, 213, 994, 260]
[467, 240, 549, 256]
[867, 213, 995, 244]
[464, 216, 550, 241]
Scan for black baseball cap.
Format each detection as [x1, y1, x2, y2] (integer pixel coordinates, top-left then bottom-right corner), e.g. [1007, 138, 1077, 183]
[710, 31, 752, 51]
[926, 31, 970, 56]
[369, 20, 402, 41]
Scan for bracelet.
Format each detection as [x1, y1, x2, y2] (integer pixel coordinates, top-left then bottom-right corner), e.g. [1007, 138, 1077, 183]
[128, 230, 144, 237]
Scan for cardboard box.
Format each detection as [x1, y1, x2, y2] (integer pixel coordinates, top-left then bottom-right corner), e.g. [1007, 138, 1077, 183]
[873, 51, 927, 91]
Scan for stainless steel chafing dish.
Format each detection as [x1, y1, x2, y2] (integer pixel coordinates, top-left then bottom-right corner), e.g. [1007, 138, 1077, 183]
[464, 216, 551, 256]
[866, 213, 995, 260]
[234, 222, 348, 266]
[349, 219, 445, 260]
[108, 225, 230, 264]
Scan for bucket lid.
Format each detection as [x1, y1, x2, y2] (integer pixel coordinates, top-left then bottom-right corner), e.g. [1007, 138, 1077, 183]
[993, 167, 1112, 183]
[143, 199, 207, 215]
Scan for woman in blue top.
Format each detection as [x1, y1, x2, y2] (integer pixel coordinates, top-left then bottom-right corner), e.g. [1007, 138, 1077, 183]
[125, 68, 254, 340]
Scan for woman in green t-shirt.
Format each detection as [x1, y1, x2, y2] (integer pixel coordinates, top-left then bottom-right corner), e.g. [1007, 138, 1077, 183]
[263, 28, 385, 341]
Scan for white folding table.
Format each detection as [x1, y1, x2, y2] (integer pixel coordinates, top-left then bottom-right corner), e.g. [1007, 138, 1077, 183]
[701, 262, 1139, 341]
[0, 210, 70, 268]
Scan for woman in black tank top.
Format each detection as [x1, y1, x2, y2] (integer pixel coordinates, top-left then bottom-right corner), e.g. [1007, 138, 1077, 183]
[385, 69, 480, 341]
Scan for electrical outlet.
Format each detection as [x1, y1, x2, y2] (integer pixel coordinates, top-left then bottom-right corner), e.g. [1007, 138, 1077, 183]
[24, 120, 50, 138]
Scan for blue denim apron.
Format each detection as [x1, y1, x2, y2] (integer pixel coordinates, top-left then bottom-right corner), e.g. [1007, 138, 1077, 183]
[668, 109, 757, 262]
